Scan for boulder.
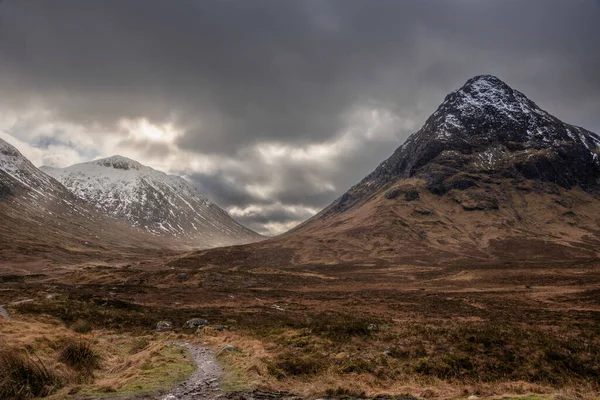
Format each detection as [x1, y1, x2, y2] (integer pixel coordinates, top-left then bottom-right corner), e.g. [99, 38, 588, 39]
[217, 344, 239, 356]
[156, 320, 173, 331]
[186, 318, 209, 328]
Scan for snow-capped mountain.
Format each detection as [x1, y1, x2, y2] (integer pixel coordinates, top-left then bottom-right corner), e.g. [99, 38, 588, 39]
[259, 75, 600, 264]
[42, 156, 262, 247]
[312, 75, 600, 217]
[0, 138, 170, 265]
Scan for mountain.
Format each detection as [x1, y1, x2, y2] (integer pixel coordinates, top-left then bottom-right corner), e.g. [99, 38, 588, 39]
[0, 138, 172, 269]
[174, 75, 600, 268]
[311, 75, 600, 217]
[41, 156, 262, 247]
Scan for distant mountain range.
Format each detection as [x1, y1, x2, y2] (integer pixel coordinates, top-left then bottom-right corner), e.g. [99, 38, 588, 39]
[0, 140, 262, 265]
[175, 75, 600, 269]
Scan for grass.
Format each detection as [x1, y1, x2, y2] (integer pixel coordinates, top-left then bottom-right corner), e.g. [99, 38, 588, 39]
[5, 265, 600, 399]
[70, 319, 92, 334]
[0, 349, 62, 399]
[0, 317, 196, 399]
[58, 339, 101, 379]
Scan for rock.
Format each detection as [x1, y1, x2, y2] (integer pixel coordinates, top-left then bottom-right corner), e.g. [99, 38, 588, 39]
[186, 318, 209, 328]
[448, 177, 477, 191]
[452, 189, 499, 211]
[177, 272, 188, 281]
[468, 396, 478, 400]
[217, 344, 239, 356]
[211, 325, 227, 331]
[412, 208, 433, 215]
[156, 320, 173, 331]
[555, 198, 569, 208]
[404, 189, 420, 201]
[385, 187, 419, 201]
[367, 323, 379, 332]
[385, 188, 403, 200]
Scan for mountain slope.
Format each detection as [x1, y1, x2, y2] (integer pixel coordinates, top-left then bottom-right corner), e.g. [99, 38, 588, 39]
[42, 156, 262, 247]
[0, 139, 173, 269]
[174, 75, 600, 268]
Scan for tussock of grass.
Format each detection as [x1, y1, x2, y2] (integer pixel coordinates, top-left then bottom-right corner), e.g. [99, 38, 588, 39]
[129, 337, 150, 354]
[0, 349, 62, 399]
[58, 339, 101, 377]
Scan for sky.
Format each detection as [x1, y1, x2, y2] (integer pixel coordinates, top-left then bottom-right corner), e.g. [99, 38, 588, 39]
[0, 1, 599, 235]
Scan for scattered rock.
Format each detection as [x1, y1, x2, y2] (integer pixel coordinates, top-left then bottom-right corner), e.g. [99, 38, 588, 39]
[555, 198, 569, 208]
[156, 320, 173, 331]
[448, 177, 478, 191]
[404, 189, 420, 201]
[217, 345, 239, 356]
[385, 187, 420, 201]
[177, 272, 189, 281]
[452, 189, 499, 211]
[211, 325, 227, 331]
[385, 188, 403, 200]
[412, 208, 433, 215]
[186, 318, 209, 328]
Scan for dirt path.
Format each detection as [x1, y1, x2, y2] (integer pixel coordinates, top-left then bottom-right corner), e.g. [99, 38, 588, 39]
[161, 342, 222, 400]
[0, 305, 9, 319]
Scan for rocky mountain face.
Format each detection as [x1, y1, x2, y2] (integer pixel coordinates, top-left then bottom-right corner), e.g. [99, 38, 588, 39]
[176, 75, 600, 268]
[317, 75, 600, 218]
[42, 156, 262, 247]
[0, 139, 170, 267]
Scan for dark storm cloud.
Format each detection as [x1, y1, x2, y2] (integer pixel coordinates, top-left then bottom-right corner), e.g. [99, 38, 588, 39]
[0, 0, 599, 234]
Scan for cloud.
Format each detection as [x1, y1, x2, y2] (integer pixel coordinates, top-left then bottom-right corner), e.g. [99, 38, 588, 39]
[0, 0, 599, 234]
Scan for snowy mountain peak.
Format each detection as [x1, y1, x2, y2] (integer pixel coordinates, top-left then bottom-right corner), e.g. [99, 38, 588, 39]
[93, 155, 143, 171]
[423, 74, 559, 144]
[42, 156, 262, 246]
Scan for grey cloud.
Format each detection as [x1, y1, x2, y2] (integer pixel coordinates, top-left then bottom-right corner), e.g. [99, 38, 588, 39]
[0, 0, 599, 234]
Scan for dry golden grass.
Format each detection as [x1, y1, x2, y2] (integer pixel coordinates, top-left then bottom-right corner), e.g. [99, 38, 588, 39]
[198, 318, 600, 400]
[0, 316, 195, 399]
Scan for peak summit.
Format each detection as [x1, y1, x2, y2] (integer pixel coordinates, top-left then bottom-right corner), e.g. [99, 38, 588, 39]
[93, 155, 142, 171]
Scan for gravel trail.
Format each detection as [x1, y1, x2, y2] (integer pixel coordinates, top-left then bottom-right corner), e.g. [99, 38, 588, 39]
[160, 342, 222, 400]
